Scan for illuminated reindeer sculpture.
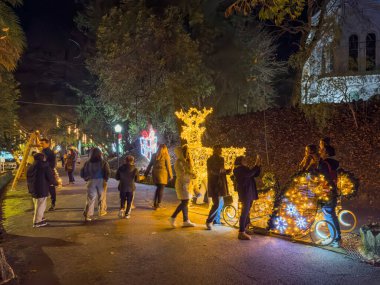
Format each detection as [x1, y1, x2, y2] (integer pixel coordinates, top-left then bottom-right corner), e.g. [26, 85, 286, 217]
[175, 108, 245, 198]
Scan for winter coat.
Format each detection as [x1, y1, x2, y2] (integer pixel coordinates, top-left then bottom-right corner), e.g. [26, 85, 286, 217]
[42, 147, 56, 169]
[174, 147, 195, 200]
[27, 161, 58, 198]
[145, 153, 173, 185]
[207, 154, 228, 198]
[116, 164, 139, 192]
[81, 159, 111, 181]
[65, 152, 77, 172]
[233, 165, 261, 203]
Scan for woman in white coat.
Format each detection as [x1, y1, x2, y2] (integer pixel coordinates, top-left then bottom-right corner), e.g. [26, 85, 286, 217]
[169, 146, 196, 228]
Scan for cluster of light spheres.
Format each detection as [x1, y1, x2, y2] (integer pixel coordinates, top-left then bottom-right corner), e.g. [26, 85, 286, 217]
[337, 172, 356, 196]
[272, 172, 333, 236]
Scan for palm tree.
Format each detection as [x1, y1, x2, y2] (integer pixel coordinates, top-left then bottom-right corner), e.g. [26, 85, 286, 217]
[0, 0, 26, 71]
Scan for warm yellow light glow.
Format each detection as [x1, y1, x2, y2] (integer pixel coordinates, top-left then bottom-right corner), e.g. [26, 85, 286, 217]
[175, 108, 245, 194]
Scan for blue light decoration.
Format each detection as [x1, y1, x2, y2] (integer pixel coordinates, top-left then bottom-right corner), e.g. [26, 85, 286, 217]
[295, 216, 308, 230]
[286, 203, 298, 217]
[274, 216, 288, 233]
[139, 128, 158, 161]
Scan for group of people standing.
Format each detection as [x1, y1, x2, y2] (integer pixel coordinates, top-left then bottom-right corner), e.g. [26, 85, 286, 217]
[26, 136, 342, 247]
[299, 137, 342, 248]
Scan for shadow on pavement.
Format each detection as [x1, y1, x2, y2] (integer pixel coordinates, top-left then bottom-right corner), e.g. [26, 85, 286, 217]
[3, 233, 78, 285]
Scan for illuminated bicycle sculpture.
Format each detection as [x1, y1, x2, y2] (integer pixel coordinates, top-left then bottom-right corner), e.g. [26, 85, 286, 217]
[223, 170, 359, 246]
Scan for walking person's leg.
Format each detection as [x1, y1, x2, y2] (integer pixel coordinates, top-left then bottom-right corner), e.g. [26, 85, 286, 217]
[206, 196, 220, 229]
[322, 205, 341, 245]
[238, 200, 252, 240]
[156, 184, 165, 208]
[48, 185, 56, 211]
[34, 197, 47, 227]
[153, 185, 159, 208]
[84, 180, 97, 220]
[125, 192, 134, 218]
[214, 196, 224, 224]
[119, 192, 127, 217]
[96, 179, 105, 216]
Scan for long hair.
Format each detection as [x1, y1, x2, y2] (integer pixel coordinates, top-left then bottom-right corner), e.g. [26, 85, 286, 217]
[156, 144, 169, 160]
[89, 147, 102, 162]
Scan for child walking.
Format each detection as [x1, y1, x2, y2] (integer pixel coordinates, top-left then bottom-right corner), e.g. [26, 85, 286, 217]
[116, 155, 139, 218]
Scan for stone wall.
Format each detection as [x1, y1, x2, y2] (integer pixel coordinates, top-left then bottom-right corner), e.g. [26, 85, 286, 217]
[204, 100, 380, 208]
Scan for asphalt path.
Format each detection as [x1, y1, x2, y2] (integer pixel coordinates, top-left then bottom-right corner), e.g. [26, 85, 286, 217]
[1, 171, 380, 285]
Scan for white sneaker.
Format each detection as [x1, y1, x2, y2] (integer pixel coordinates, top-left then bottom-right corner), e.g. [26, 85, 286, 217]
[206, 222, 212, 230]
[118, 210, 125, 218]
[85, 217, 92, 222]
[183, 220, 196, 227]
[169, 217, 176, 228]
[125, 214, 131, 219]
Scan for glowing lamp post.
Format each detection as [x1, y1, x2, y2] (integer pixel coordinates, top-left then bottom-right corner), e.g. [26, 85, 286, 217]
[114, 124, 122, 168]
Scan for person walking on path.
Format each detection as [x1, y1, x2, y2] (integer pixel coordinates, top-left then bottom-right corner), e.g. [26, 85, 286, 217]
[27, 153, 58, 227]
[205, 145, 230, 230]
[233, 155, 261, 240]
[65, 148, 77, 184]
[80, 148, 110, 221]
[40, 138, 57, 211]
[115, 155, 140, 219]
[169, 146, 196, 228]
[144, 144, 173, 209]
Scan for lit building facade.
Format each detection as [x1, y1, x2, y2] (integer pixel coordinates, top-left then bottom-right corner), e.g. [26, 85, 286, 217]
[302, 0, 380, 103]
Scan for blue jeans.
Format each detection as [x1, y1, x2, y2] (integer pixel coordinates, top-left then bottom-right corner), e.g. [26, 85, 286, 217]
[322, 205, 341, 241]
[214, 197, 224, 224]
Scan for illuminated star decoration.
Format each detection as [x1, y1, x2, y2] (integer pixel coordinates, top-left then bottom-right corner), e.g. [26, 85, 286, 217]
[286, 203, 298, 217]
[274, 216, 288, 233]
[295, 216, 308, 230]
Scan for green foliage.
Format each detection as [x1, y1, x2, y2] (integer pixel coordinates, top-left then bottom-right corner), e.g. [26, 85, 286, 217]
[88, 1, 214, 142]
[0, 70, 20, 149]
[225, 0, 305, 25]
[0, 0, 26, 71]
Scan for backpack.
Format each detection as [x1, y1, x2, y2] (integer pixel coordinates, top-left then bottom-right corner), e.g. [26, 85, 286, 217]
[26, 165, 37, 195]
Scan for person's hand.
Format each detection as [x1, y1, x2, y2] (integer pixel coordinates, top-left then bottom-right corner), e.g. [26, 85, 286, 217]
[255, 155, 262, 166]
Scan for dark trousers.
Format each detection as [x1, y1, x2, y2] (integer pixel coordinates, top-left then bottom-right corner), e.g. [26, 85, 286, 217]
[206, 196, 220, 224]
[68, 171, 75, 182]
[49, 185, 56, 206]
[171, 199, 189, 221]
[322, 205, 341, 241]
[239, 200, 253, 232]
[120, 192, 134, 215]
[154, 184, 165, 206]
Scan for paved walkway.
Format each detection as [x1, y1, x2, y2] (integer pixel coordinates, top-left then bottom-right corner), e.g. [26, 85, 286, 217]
[1, 172, 380, 285]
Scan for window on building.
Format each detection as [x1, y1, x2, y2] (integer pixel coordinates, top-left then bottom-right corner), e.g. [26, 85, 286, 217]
[349, 35, 359, 71]
[366, 33, 376, 71]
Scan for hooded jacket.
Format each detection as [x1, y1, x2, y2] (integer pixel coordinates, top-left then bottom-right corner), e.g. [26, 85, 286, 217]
[115, 163, 139, 192]
[233, 165, 261, 202]
[27, 160, 58, 198]
[174, 147, 195, 200]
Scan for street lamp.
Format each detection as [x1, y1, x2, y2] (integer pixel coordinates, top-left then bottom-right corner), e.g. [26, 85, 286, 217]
[114, 124, 122, 168]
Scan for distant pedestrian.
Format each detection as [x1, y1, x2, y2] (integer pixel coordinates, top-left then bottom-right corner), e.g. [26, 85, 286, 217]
[144, 144, 173, 209]
[65, 148, 77, 184]
[27, 153, 58, 227]
[169, 146, 196, 228]
[205, 145, 230, 230]
[40, 138, 57, 211]
[80, 147, 110, 221]
[115, 155, 139, 219]
[233, 155, 261, 240]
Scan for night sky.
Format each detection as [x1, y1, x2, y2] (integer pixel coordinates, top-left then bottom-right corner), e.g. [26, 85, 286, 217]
[15, 0, 85, 132]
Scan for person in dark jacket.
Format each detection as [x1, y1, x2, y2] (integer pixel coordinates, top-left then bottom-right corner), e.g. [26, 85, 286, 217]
[41, 138, 57, 211]
[233, 155, 261, 240]
[205, 145, 230, 230]
[65, 148, 77, 184]
[27, 153, 58, 227]
[80, 147, 111, 221]
[319, 139, 342, 248]
[116, 155, 139, 219]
